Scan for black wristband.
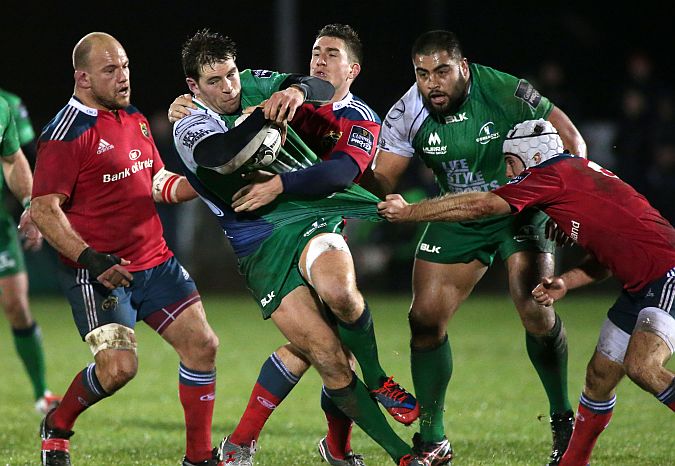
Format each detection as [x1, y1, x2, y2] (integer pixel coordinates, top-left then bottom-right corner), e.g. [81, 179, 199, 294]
[77, 247, 122, 277]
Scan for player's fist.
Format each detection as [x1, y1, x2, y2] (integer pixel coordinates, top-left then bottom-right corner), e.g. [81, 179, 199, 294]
[18, 208, 43, 251]
[377, 194, 412, 222]
[78, 247, 133, 290]
[532, 276, 567, 306]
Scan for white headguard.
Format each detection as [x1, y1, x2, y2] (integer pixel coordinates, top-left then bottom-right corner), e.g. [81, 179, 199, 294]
[502, 119, 564, 168]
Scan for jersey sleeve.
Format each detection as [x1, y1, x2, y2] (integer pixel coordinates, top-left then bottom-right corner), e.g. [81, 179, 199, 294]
[333, 114, 380, 175]
[33, 138, 83, 200]
[378, 84, 425, 158]
[479, 65, 553, 121]
[141, 117, 165, 175]
[173, 111, 228, 173]
[249, 69, 291, 97]
[0, 98, 20, 157]
[492, 168, 561, 212]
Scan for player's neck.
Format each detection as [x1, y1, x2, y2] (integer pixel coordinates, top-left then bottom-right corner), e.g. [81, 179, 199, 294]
[73, 90, 120, 114]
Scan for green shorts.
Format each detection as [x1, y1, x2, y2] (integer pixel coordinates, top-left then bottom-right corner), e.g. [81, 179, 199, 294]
[238, 216, 345, 319]
[415, 208, 554, 266]
[0, 213, 25, 278]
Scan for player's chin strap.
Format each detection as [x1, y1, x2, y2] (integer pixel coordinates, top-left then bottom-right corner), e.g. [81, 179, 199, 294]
[85, 323, 137, 356]
[152, 167, 182, 203]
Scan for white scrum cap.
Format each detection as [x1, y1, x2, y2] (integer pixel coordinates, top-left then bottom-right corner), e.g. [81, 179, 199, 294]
[502, 119, 563, 168]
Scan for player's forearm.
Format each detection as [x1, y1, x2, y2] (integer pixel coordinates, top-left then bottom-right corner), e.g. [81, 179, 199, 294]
[408, 192, 506, 222]
[2, 150, 33, 205]
[281, 74, 335, 104]
[30, 196, 88, 262]
[559, 254, 612, 291]
[173, 177, 198, 203]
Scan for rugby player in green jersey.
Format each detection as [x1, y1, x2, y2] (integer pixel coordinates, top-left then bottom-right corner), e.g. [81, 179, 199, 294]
[368, 30, 586, 466]
[172, 29, 425, 466]
[0, 90, 61, 415]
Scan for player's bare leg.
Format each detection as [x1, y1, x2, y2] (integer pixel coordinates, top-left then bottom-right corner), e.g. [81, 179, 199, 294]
[0, 272, 60, 413]
[624, 330, 674, 395]
[269, 286, 414, 465]
[506, 250, 572, 466]
[302, 233, 418, 425]
[162, 302, 220, 465]
[559, 350, 624, 466]
[409, 258, 486, 464]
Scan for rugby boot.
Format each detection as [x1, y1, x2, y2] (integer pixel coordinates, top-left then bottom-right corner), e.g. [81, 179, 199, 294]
[370, 376, 420, 425]
[40, 409, 73, 466]
[547, 410, 575, 466]
[182, 447, 224, 466]
[35, 391, 63, 415]
[219, 436, 256, 466]
[412, 432, 453, 466]
[398, 454, 431, 466]
[318, 436, 366, 466]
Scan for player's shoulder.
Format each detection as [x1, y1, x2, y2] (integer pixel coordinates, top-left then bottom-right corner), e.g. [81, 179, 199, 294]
[0, 88, 22, 109]
[471, 62, 545, 109]
[39, 97, 98, 143]
[333, 93, 381, 124]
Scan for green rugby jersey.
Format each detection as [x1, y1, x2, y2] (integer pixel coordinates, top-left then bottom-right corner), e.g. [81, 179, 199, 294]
[173, 69, 381, 257]
[379, 63, 553, 194]
[0, 88, 35, 147]
[0, 96, 21, 194]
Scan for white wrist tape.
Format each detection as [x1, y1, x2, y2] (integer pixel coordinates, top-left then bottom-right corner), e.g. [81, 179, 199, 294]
[152, 168, 182, 203]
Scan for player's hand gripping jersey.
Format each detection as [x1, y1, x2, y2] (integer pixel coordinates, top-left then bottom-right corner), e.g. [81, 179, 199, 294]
[173, 69, 381, 258]
[380, 63, 553, 195]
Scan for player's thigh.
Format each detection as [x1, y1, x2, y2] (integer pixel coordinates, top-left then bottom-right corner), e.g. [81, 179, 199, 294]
[411, 258, 487, 325]
[299, 232, 362, 310]
[271, 286, 350, 385]
[57, 263, 136, 340]
[0, 272, 30, 325]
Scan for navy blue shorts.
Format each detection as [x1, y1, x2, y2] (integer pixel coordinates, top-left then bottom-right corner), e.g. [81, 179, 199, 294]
[607, 267, 675, 334]
[58, 256, 200, 339]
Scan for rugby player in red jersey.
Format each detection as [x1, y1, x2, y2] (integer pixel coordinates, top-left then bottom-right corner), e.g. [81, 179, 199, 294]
[169, 25, 418, 466]
[378, 119, 675, 466]
[31, 32, 221, 466]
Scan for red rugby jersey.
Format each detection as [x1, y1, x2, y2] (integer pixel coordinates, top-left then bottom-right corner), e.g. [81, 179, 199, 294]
[34, 97, 172, 271]
[292, 92, 380, 181]
[493, 155, 675, 293]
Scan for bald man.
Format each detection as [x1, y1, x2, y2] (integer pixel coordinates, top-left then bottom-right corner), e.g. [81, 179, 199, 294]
[32, 32, 222, 466]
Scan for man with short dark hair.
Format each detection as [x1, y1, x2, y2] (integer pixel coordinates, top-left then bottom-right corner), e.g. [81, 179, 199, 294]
[369, 30, 586, 465]
[172, 28, 425, 466]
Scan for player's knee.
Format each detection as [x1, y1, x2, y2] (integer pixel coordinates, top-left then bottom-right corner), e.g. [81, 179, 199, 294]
[624, 352, 657, 389]
[2, 298, 31, 326]
[325, 288, 363, 322]
[409, 308, 444, 341]
[98, 351, 138, 392]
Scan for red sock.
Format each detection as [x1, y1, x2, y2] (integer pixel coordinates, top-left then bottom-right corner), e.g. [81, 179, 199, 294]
[179, 364, 216, 463]
[229, 382, 282, 445]
[560, 399, 613, 466]
[325, 412, 353, 459]
[51, 364, 109, 431]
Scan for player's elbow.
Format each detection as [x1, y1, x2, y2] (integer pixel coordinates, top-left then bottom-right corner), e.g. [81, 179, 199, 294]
[30, 195, 62, 228]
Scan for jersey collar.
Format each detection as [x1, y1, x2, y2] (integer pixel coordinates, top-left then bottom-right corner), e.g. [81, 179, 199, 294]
[331, 92, 354, 111]
[69, 96, 98, 116]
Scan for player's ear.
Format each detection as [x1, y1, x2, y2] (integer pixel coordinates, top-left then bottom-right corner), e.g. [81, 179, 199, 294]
[74, 70, 90, 89]
[533, 153, 542, 164]
[186, 77, 199, 95]
[349, 62, 361, 80]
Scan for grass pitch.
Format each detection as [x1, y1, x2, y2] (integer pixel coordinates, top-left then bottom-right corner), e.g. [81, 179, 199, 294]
[1, 293, 673, 465]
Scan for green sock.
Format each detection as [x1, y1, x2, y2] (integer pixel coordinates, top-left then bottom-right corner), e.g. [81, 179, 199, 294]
[13, 322, 47, 400]
[325, 373, 412, 463]
[525, 313, 572, 415]
[412, 335, 452, 443]
[337, 304, 387, 389]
